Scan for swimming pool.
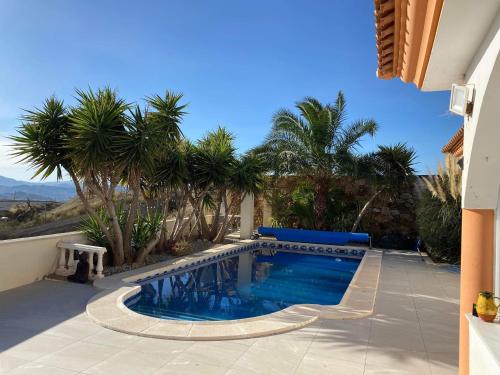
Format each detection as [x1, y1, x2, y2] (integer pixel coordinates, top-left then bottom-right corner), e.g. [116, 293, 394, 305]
[126, 249, 361, 321]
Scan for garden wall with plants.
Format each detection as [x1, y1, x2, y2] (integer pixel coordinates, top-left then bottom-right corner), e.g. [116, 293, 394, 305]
[255, 176, 419, 250]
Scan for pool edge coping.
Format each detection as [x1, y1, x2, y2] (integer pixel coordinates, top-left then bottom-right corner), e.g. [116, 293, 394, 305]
[87, 239, 382, 340]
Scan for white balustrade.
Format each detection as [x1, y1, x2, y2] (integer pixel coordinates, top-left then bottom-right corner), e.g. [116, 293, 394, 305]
[56, 242, 107, 279]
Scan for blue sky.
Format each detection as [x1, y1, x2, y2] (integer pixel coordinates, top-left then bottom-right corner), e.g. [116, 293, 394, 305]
[0, 0, 462, 181]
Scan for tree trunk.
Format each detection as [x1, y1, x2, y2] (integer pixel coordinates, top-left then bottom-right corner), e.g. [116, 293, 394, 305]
[169, 190, 189, 242]
[158, 193, 171, 251]
[313, 182, 329, 230]
[208, 194, 223, 240]
[213, 192, 242, 243]
[68, 171, 113, 242]
[104, 199, 125, 265]
[351, 189, 383, 233]
[123, 179, 141, 261]
[134, 230, 161, 265]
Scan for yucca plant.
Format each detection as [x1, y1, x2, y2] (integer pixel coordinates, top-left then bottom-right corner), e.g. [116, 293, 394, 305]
[79, 208, 110, 248]
[10, 97, 70, 180]
[133, 210, 163, 264]
[11, 88, 187, 266]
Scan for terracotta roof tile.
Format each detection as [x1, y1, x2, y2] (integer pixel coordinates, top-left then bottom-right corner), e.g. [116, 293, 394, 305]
[442, 126, 464, 157]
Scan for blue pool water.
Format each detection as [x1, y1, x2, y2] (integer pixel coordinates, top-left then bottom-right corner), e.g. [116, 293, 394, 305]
[126, 250, 360, 321]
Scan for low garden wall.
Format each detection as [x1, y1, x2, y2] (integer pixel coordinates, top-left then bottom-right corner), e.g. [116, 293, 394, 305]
[0, 231, 86, 292]
[0, 215, 212, 293]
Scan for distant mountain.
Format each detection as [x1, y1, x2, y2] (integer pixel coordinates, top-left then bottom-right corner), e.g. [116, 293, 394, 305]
[0, 176, 76, 202]
[0, 176, 26, 187]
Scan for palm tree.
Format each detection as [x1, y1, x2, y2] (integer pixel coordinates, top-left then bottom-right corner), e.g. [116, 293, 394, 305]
[351, 143, 417, 232]
[256, 92, 377, 229]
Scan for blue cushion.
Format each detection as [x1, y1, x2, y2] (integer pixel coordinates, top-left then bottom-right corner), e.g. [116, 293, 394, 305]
[257, 227, 369, 245]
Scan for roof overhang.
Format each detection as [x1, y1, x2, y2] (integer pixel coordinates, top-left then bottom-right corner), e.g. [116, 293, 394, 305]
[374, 0, 444, 88]
[421, 0, 500, 91]
[442, 126, 464, 158]
[374, 0, 500, 91]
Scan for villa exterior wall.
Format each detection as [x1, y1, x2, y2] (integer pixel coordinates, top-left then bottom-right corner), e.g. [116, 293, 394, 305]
[462, 10, 500, 210]
[0, 231, 86, 292]
[457, 10, 500, 375]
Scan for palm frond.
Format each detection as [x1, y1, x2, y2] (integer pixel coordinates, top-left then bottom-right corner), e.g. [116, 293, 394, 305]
[9, 96, 70, 180]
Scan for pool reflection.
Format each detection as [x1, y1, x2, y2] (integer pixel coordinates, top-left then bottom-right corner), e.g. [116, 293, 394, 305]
[127, 250, 360, 321]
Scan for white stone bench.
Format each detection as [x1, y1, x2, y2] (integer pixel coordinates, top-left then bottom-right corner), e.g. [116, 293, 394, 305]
[56, 242, 107, 279]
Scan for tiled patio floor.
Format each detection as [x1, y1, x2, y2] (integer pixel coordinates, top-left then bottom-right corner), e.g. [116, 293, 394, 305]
[0, 250, 459, 374]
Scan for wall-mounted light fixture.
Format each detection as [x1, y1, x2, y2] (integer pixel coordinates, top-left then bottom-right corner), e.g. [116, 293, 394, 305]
[449, 83, 474, 116]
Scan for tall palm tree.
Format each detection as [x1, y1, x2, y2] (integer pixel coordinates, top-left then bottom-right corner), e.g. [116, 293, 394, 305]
[256, 92, 377, 229]
[351, 143, 417, 232]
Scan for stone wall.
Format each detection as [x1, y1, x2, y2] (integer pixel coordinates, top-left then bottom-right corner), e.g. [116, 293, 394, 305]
[343, 179, 418, 249]
[255, 177, 420, 249]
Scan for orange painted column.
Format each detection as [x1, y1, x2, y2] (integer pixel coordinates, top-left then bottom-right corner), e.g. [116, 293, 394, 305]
[459, 209, 494, 375]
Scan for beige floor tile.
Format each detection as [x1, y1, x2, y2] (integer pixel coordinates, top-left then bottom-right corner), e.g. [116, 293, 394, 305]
[83, 328, 139, 348]
[224, 367, 259, 375]
[295, 353, 365, 375]
[366, 348, 431, 373]
[127, 337, 193, 356]
[42, 321, 104, 341]
[369, 321, 426, 352]
[427, 352, 458, 374]
[167, 341, 248, 369]
[421, 331, 459, 354]
[0, 354, 28, 373]
[85, 350, 169, 375]
[307, 338, 368, 364]
[2, 333, 74, 361]
[364, 363, 430, 374]
[35, 342, 121, 372]
[152, 359, 228, 375]
[7, 362, 79, 375]
[0, 251, 462, 375]
[231, 345, 303, 375]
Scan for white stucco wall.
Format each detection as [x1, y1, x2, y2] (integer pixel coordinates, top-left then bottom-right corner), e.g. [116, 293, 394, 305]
[460, 11, 500, 375]
[469, 315, 500, 375]
[462, 10, 500, 209]
[422, 0, 500, 91]
[0, 231, 87, 292]
[240, 194, 255, 239]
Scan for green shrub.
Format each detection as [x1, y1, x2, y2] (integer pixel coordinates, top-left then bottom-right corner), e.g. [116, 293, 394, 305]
[417, 190, 461, 263]
[132, 211, 163, 251]
[267, 182, 358, 231]
[79, 208, 109, 248]
[171, 239, 192, 256]
[80, 207, 163, 254]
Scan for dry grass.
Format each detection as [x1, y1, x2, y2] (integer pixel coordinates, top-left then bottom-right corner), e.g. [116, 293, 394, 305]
[422, 155, 461, 203]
